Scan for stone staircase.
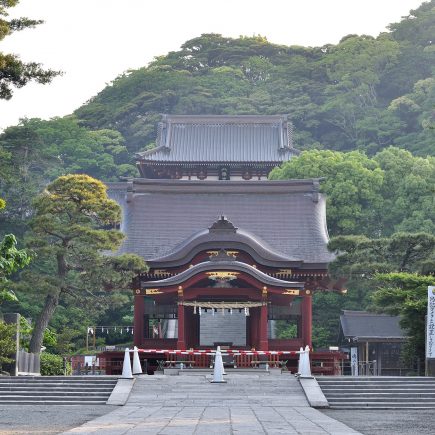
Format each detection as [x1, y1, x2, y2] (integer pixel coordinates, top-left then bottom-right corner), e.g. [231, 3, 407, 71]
[317, 376, 435, 409]
[0, 376, 117, 405]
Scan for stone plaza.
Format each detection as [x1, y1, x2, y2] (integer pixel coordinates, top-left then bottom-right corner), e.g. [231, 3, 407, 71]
[61, 373, 360, 434]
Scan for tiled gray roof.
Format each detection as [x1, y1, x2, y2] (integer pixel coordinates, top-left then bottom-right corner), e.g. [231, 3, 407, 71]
[136, 114, 298, 163]
[340, 311, 406, 340]
[108, 179, 335, 265]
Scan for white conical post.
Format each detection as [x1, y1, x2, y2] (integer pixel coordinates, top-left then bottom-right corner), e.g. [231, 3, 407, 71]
[121, 347, 133, 379]
[297, 347, 304, 376]
[132, 346, 143, 375]
[300, 345, 312, 378]
[211, 346, 226, 383]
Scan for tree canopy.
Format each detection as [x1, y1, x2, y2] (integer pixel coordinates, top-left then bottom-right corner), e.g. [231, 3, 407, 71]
[0, 0, 60, 99]
[328, 233, 435, 364]
[15, 174, 146, 353]
[68, 2, 435, 156]
[270, 148, 435, 237]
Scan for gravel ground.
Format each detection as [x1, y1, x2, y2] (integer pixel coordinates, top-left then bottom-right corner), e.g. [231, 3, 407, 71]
[0, 405, 117, 435]
[322, 409, 435, 435]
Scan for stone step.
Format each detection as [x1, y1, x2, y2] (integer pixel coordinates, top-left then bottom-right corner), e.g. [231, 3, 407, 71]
[326, 392, 435, 396]
[0, 385, 113, 393]
[329, 397, 435, 402]
[319, 386, 435, 390]
[0, 383, 116, 388]
[317, 377, 435, 409]
[0, 376, 117, 404]
[0, 400, 108, 405]
[321, 387, 435, 392]
[328, 404, 435, 409]
[0, 391, 112, 397]
[319, 376, 434, 380]
[0, 381, 117, 386]
[0, 395, 110, 401]
[317, 379, 435, 385]
[318, 381, 435, 384]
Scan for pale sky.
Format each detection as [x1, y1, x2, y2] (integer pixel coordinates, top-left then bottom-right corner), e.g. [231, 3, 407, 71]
[0, 0, 425, 131]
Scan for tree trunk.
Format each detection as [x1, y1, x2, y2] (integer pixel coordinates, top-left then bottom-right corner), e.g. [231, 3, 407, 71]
[29, 252, 67, 354]
[29, 293, 59, 354]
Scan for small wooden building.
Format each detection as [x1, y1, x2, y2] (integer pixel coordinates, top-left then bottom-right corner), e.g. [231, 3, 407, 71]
[339, 310, 409, 376]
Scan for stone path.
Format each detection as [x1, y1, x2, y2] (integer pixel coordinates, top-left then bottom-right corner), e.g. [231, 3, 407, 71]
[62, 374, 361, 434]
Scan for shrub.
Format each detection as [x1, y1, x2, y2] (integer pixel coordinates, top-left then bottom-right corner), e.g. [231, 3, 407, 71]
[0, 321, 16, 368]
[40, 352, 71, 376]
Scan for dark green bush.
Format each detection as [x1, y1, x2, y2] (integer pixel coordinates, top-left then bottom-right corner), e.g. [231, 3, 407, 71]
[40, 352, 71, 376]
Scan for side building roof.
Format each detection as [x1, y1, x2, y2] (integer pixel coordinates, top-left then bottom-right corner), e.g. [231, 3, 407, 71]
[340, 310, 406, 341]
[136, 114, 298, 164]
[108, 178, 335, 267]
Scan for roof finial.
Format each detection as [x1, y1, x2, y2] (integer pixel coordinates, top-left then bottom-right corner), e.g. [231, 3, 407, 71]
[209, 216, 238, 233]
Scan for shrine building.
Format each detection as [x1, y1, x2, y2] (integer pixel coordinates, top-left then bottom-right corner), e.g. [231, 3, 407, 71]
[108, 115, 345, 371]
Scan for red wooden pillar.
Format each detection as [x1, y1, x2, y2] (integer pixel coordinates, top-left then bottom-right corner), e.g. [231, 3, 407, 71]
[259, 303, 269, 351]
[133, 294, 145, 347]
[177, 286, 186, 349]
[177, 303, 186, 349]
[301, 293, 313, 348]
[249, 308, 259, 349]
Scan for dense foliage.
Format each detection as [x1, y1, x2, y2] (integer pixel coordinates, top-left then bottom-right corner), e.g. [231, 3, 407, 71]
[40, 352, 71, 376]
[372, 273, 434, 365]
[0, 0, 59, 99]
[271, 148, 435, 236]
[15, 175, 146, 353]
[0, 199, 31, 304]
[325, 233, 435, 362]
[0, 320, 15, 369]
[72, 2, 435, 156]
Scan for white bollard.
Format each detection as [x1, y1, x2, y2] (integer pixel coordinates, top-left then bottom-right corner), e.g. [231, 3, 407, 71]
[211, 346, 227, 383]
[132, 346, 143, 375]
[299, 345, 313, 378]
[297, 347, 304, 376]
[121, 347, 133, 379]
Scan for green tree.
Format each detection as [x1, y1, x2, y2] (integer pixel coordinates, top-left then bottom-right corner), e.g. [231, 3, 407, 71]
[328, 233, 435, 278]
[328, 233, 435, 362]
[0, 321, 15, 369]
[270, 148, 435, 237]
[0, 199, 31, 304]
[270, 149, 384, 235]
[372, 273, 435, 365]
[21, 174, 146, 353]
[0, 0, 60, 99]
[374, 147, 435, 235]
[0, 234, 30, 303]
[0, 117, 138, 239]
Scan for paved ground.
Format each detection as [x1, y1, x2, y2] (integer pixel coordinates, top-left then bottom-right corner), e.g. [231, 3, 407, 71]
[61, 374, 360, 434]
[322, 409, 435, 435]
[0, 405, 117, 435]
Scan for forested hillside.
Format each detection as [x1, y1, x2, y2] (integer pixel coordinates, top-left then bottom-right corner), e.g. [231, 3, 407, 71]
[74, 1, 434, 156]
[0, 1, 434, 355]
[1, 1, 433, 237]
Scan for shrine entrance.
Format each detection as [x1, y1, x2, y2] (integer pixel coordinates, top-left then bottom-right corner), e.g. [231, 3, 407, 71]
[132, 217, 346, 353]
[133, 253, 315, 352]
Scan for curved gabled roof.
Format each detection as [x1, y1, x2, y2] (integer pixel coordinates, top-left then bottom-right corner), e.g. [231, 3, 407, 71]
[142, 258, 305, 289]
[149, 216, 302, 268]
[108, 178, 335, 266]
